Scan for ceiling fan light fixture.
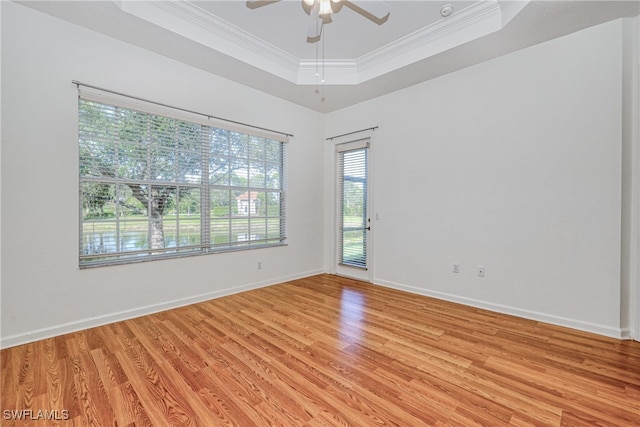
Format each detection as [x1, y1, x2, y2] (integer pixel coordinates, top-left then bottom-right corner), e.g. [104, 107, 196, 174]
[246, 0, 390, 43]
[319, 0, 332, 16]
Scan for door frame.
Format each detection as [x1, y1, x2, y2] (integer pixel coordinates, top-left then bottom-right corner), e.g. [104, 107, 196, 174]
[331, 134, 374, 282]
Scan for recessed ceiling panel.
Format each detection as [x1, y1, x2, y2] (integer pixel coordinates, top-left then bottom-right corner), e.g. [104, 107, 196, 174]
[195, 1, 477, 60]
[115, 0, 511, 85]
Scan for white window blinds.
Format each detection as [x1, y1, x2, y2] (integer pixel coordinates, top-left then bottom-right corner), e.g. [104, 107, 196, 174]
[78, 86, 287, 267]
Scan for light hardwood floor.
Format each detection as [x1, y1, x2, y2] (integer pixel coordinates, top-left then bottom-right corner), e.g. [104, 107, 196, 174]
[1, 274, 639, 426]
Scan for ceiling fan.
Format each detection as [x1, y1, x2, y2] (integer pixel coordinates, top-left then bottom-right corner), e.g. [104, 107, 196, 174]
[246, 0, 390, 43]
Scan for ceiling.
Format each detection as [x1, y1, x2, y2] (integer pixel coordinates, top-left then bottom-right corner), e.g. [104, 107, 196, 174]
[194, 1, 479, 60]
[18, 1, 640, 113]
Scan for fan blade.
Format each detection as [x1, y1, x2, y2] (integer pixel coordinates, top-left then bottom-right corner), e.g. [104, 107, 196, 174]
[344, 0, 390, 24]
[246, 0, 281, 10]
[306, 3, 323, 43]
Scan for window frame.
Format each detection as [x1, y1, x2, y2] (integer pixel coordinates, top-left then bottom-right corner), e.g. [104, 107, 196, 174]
[78, 88, 287, 268]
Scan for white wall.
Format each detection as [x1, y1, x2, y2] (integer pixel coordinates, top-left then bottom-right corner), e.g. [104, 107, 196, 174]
[0, 2, 325, 348]
[325, 19, 627, 337]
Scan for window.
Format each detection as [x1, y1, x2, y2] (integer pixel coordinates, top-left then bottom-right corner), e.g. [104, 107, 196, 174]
[78, 91, 287, 267]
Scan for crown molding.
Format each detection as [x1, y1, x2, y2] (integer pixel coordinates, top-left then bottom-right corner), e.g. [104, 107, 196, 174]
[298, 60, 359, 85]
[355, 1, 505, 83]
[115, 0, 529, 86]
[115, 0, 301, 82]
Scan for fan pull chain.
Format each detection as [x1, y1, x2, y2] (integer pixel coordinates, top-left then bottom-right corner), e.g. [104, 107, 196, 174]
[314, 22, 325, 103]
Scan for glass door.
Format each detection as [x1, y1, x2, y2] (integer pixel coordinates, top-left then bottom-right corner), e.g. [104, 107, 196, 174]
[336, 140, 370, 281]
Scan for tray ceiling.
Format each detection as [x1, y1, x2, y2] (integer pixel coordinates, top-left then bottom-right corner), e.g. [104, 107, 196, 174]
[17, 1, 640, 112]
[114, 0, 528, 85]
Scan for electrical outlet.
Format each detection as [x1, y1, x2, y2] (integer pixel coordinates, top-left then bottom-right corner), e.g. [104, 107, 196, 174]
[452, 263, 460, 273]
[477, 266, 485, 277]
[257, 262, 262, 270]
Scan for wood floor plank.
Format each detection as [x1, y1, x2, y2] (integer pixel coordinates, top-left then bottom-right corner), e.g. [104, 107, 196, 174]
[113, 335, 203, 426]
[196, 364, 265, 426]
[2, 274, 640, 426]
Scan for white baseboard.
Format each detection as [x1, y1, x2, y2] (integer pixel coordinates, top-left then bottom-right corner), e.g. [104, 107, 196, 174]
[620, 328, 634, 340]
[0, 269, 324, 349]
[373, 278, 625, 339]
